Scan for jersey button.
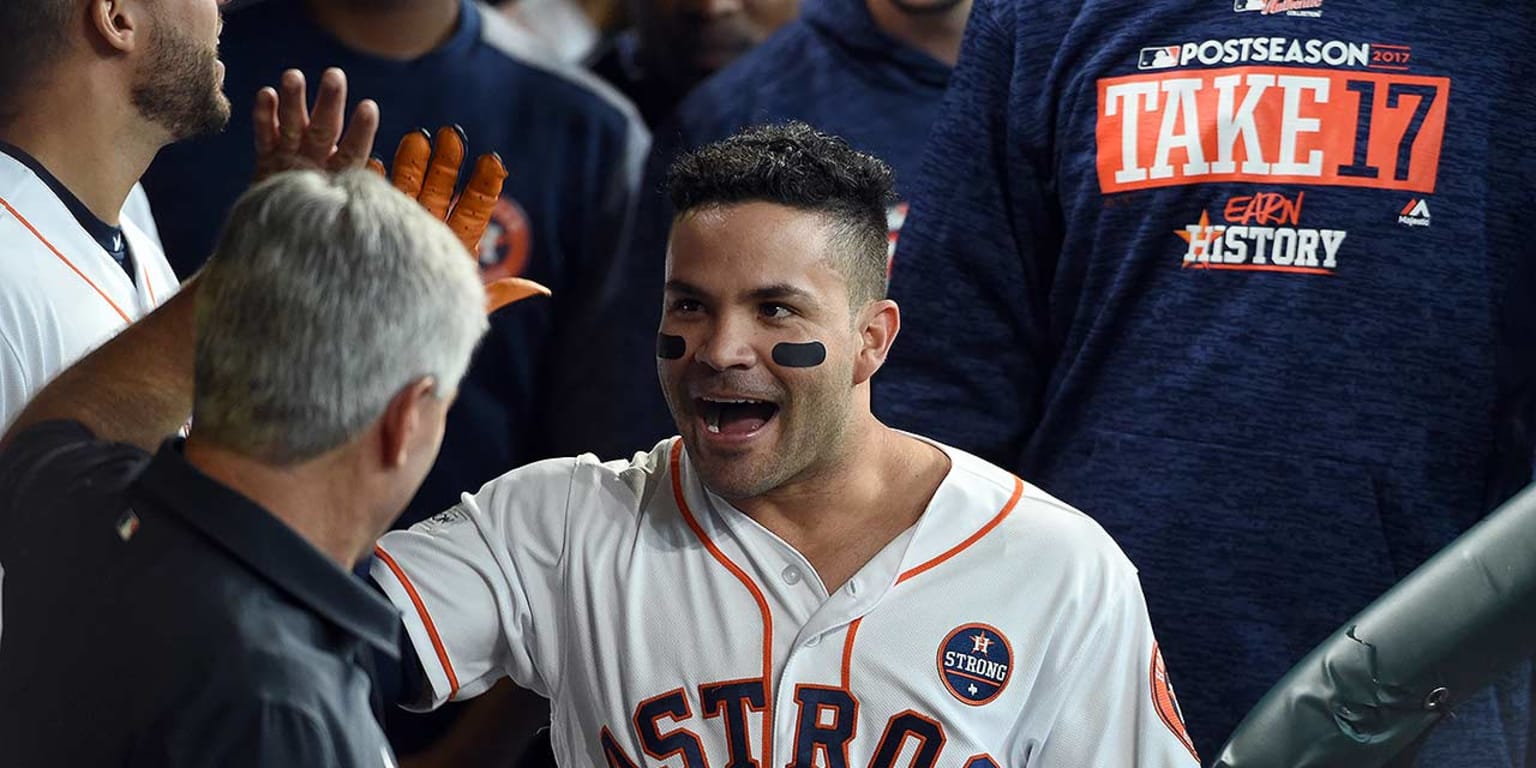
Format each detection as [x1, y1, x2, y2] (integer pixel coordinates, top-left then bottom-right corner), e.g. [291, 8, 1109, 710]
[846, 579, 859, 596]
[804, 635, 821, 648]
[782, 565, 803, 585]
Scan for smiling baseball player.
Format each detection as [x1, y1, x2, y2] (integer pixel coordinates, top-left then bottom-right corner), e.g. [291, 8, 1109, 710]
[371, 123, 1199, 767]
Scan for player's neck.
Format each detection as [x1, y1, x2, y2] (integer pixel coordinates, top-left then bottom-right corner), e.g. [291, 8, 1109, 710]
[184, 437, 378, 569]
[865, 0, 972, 67]
[734, 414, 950, 590]
[0, 76, 163, 226]
[305, 0, 462, 61]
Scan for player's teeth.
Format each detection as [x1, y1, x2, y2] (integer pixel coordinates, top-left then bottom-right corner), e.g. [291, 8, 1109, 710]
[706, 408, 721, 433]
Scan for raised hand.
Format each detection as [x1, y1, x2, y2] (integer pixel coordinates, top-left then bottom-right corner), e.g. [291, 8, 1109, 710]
[252, 68, 379, 180]
[385, 126, 551, 313]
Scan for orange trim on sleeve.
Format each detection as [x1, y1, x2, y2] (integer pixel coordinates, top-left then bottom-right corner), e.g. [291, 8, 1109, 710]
[897, 476, 1024, 585]
[669, 439, 776, 765]
[373, 544, 462, 697]
[0, 194, 132, 323]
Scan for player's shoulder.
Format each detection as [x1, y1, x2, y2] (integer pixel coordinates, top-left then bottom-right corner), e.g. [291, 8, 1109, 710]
[923, 435, 1138, 578]
[571, 437, 681, 507]
[473, 438, 679, 519]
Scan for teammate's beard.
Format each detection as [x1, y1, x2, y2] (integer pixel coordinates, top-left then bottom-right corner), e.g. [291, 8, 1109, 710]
[130, 23, 230, 141]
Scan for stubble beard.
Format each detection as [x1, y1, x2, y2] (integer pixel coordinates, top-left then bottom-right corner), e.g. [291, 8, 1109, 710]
[130, 24, 231, 141]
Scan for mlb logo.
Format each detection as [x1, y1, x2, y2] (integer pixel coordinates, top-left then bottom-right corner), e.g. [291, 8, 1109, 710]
[1234, 0, 1265, 11]
[1137, 46, 1181, 70]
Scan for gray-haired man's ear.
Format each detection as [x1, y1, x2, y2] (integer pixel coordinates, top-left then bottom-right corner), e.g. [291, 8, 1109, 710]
[378, 377, 438, 470]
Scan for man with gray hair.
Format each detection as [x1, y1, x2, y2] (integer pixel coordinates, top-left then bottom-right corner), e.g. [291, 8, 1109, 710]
[0, 168, 496, 767]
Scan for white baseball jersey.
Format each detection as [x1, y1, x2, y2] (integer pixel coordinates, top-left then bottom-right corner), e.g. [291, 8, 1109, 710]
[372, 437, 1201, 767]
[0, 152, 178, 429]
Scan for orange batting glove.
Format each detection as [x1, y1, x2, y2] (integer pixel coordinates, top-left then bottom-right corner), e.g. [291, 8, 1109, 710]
[379, 126, 551, 314]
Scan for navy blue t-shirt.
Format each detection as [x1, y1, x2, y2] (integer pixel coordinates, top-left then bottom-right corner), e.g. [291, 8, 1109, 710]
[143, 0, 650, 528]
[609, 0, 954, 450]
[877, 0, 1536, 761]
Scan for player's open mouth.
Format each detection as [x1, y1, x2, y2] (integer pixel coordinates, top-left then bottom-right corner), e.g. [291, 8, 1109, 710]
[696, 397, 779, 437]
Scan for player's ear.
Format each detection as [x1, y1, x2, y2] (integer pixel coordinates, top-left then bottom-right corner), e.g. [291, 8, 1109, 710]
[378, 377, 437, 469]
[852, 298, 899, 386]
[88, 0, 144, 55]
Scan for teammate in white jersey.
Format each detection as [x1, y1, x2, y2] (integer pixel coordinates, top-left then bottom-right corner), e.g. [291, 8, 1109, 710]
[0, 0, 230, 426]
[371, 122, 1201, 767]
[0, 0, 378, 429]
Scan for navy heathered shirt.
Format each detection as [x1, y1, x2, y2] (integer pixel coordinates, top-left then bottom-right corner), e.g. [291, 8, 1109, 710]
[610, 0, 954, 449]
[142, 0, 649, 527]
[667, 0, 949, 183]
[877, 0, 1536, 762]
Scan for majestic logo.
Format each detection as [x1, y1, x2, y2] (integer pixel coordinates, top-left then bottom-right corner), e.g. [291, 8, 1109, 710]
[1398, 198, 1432, 227]
[477, 196, 532, 283]
[1151, 643, 1199, 761]
[1235, 0, 1324, 17]
[1176, 191, 1347, 274]
[422, 506, 472, 531]
[938, 623, 1013, 705]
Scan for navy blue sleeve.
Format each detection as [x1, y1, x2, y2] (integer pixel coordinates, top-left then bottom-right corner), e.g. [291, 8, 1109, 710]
[874, 0, 1061, 468]
[0, 420, 96, 489]
[0, 421, 145, 541]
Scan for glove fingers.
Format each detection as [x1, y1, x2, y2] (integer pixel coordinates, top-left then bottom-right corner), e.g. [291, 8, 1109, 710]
[366, 156, 386, 177]
[391, 129, 432, 198]
[447, 153, 508, 253]
[418, 125, 465, 219]
[485, 277, 551, 314]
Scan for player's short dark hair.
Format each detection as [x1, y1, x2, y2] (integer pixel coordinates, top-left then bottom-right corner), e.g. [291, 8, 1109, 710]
[667, 121, 896, 308]
[0, 0, 74, 124]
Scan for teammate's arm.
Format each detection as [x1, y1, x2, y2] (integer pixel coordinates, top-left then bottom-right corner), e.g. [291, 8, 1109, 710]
[874, 0, 1058, 468]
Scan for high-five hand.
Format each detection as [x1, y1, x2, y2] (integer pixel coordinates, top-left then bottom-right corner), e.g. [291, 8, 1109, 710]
[252, 68, 379, 180]
[385, 126, 551, 313]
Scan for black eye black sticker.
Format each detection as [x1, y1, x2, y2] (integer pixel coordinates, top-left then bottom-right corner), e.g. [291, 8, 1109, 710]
[772, 341, 826, 368]
[656, 333, 687, 360]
